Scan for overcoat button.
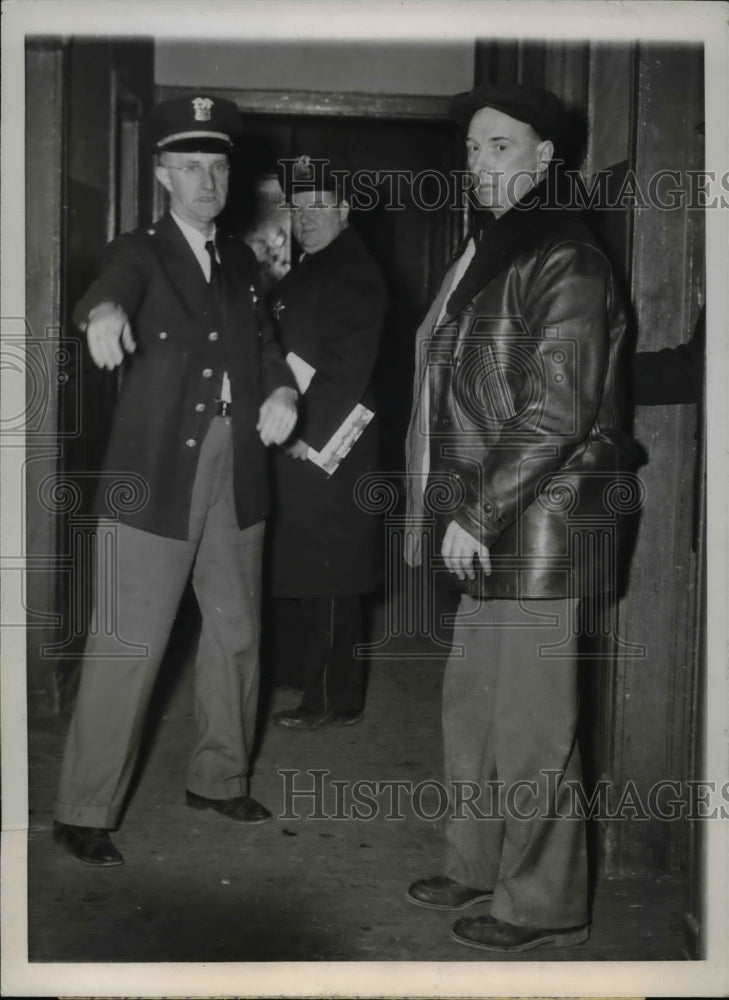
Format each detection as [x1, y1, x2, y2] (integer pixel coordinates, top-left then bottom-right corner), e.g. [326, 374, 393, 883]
[186, 439, 197, 448]
[202, 368, 213, 378]
[208, 331, 219, 341]
[195, 403, 205, 412]
[159, 331, 167, 339]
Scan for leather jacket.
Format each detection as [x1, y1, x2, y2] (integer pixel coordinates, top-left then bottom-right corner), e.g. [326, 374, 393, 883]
[422, 186, 642, 599]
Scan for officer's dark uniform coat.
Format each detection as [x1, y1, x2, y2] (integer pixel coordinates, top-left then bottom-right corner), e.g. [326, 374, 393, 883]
[74, 212, 295, 539]
[268, 225, 386, 597]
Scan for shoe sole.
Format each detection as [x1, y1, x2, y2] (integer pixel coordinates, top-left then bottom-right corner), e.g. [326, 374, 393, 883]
[53, 833, 124, 867]
[405, 890, 494, 911]
[331, 714, 363, 727]
[186, 798, 272, 825]
[450, 925, 589, 952]
[274, 716, 332, 729]
[68, 853, 124, 867]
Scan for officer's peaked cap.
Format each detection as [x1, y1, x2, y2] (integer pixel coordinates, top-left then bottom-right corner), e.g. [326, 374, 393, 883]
[142, 95, 242, 154]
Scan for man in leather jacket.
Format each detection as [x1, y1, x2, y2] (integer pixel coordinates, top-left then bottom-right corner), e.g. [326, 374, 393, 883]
[404, 84, 640, 952]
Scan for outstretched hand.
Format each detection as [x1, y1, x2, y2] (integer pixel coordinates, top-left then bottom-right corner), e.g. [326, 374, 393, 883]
[85, 302, 136, 370]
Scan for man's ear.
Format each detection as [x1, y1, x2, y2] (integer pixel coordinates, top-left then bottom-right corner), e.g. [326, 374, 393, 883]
[535, 139, 554, 176]
[339, 199, 350, 223]
[155, 163, 173, 194]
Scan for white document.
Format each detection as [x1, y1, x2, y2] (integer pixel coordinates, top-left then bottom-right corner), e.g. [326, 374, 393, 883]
[285, 351, 316, 393]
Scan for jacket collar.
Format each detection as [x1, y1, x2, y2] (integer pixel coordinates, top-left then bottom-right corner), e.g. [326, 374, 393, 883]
[444, 181, 554, 322]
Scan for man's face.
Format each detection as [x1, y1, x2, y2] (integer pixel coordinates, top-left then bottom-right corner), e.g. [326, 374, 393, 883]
[290, 190, 349, 255]
[466, 107, 553, 217]
[156, 151, 230, 232]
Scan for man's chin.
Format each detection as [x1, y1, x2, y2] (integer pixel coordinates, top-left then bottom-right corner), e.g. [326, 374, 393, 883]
[474, 188, 499, 209]
[195, 202, 223, 219]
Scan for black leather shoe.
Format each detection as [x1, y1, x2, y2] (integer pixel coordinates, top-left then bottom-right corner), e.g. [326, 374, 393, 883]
[186, 791, 272, 824]
[272, 708, 332, 729]
[451, 914, 589, 952]
[53, 821, 124, 867]
[406, 875, 493, 910]
[330, 709, 363, 727]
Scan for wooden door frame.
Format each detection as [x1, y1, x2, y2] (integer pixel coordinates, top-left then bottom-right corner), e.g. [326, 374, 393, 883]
[154, 84, 466, 285]
[155, 84, 451, 121]
[25, 38, 68, 713]
[24, 37, 155, 716]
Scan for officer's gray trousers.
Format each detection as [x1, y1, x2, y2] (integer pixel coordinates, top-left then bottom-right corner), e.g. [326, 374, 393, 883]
[54, 416, 264, 828]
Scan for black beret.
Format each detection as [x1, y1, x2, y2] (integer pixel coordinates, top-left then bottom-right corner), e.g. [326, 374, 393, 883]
[448, 83, 566, 146]
[277, 154, 350, 203]
[141, 95, 242, 154]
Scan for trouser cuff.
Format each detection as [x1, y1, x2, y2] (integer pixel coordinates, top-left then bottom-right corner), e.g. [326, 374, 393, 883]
[54, 801, 119, 829]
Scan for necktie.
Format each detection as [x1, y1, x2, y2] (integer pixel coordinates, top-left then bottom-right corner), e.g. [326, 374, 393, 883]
[204, 239, 223, 303]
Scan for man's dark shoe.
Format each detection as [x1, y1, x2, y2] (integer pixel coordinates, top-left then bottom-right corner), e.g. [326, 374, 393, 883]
[272, 708, 332, 729]
[451, 914, 589, 952]
[186, 791, 272, 824]
[406, 875, 493, 910]
[330, 709, 364, 727]
[53, 821, 124, 867]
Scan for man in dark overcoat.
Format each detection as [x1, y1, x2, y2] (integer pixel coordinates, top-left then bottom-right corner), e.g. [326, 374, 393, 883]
[53, 95, 298, 866]
[267, 156, 386, 729]
[404, 85, 641, 951]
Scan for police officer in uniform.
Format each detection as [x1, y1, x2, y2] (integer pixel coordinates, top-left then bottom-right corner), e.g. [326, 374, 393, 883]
[267, 156, 386, 728]
[53, 95, 298, 866]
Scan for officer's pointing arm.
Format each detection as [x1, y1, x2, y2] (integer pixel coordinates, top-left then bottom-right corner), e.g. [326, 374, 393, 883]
[73, 233, 149, 370]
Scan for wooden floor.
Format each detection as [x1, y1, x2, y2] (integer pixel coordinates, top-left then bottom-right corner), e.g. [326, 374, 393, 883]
[27, 597, 691, 965]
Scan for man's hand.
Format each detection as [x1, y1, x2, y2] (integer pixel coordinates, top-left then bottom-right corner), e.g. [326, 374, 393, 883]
[85, 301, 136, 370]
[442, 519, 491, 580]
[284, 438, 310, 461]
[257, 386, 298, 446]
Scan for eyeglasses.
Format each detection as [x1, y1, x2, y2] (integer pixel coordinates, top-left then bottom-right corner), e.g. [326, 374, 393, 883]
[164, 162, 230, 180]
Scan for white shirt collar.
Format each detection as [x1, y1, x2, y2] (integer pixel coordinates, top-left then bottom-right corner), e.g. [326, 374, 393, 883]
[170, 211, 219, 279]
[171, 210, 216, 253]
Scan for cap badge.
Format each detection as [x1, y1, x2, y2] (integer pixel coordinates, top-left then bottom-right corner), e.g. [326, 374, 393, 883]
[292, 154, 314, 182]
[191, 97, 214, 122]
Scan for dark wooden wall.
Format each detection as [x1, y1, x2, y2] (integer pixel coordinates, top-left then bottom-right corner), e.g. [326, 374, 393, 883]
[25, 37, 154, 713]
[25, 40, 67, 712]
